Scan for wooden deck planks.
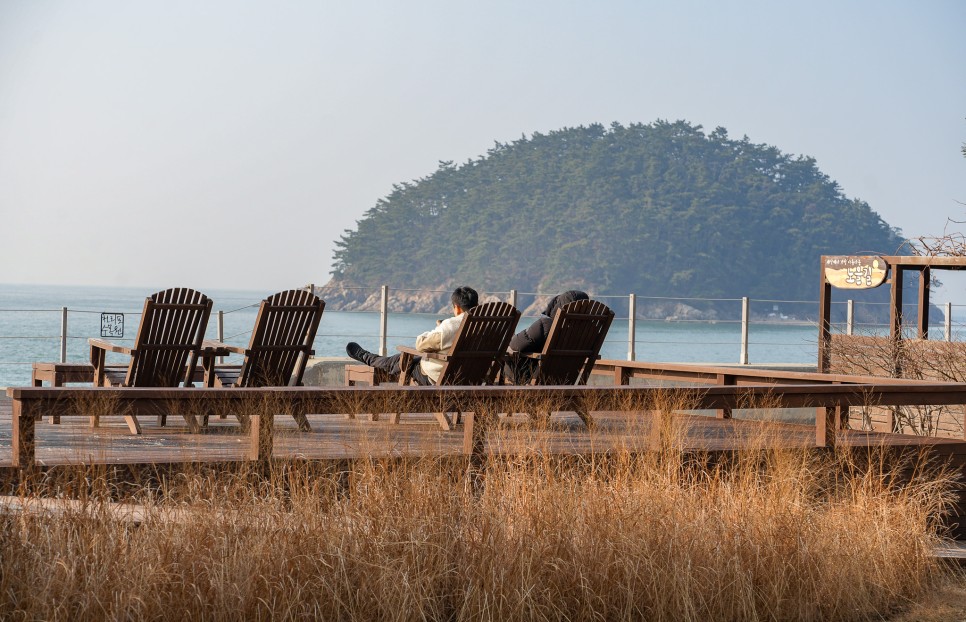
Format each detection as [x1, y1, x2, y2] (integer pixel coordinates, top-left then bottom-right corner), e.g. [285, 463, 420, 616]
[2, 395, 962, 467]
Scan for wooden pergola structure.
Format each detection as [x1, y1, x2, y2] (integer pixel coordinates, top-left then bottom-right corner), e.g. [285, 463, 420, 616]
[818, 255, 966, 373]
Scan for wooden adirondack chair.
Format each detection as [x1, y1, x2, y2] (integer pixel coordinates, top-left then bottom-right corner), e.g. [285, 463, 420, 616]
[89, 287, 213, 434]
[201, 289, 325, 432]
[395, 301, 521, 430]
[509, 299, 614, 427]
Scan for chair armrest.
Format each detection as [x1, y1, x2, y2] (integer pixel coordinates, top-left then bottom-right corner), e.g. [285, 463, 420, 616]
[201, 339, 246, 356]
[396, 345, 450, 361]
[88, 338, 133, 355]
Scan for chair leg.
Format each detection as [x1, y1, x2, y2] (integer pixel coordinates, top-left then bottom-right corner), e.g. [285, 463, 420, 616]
[434, 412, 452, 431]
[182, 414, 201, 434]
[237, 414, 251, 433]
[124, 414, 143, 435]
[575, 406, 595, 430]
[294, 413, 312, 432]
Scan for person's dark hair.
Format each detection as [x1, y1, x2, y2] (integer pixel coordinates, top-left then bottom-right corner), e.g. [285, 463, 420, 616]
[451, 286, 478, 311]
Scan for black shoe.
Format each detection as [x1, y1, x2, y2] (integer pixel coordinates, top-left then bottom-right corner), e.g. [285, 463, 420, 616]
[346, 342, 377, 366]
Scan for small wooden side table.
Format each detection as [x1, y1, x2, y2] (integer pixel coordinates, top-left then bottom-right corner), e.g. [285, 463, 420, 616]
[31, 362, 96, 424]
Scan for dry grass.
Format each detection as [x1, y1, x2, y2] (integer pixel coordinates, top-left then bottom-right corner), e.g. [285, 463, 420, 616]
[0, 390, 960, 621]
[885, 570, 966, 621]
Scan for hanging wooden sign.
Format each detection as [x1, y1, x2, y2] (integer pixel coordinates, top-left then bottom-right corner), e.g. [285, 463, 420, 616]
[823, 255, 888, 289]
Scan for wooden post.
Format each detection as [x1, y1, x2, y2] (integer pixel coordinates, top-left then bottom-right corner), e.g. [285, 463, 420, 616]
[889, 266, 904, 377]
[627, 293, 636, 362]
[614, 365, 630, 386]
[508, 289, 517, 309]
[248, 414, 274, 463]
[846, 300, 854, 336]
[649, 408, 663, 451]
[816, 383, 844, 448]
[739, 297, 749, 365]
[464, 409, 490, 495]
[379, 285, 389, 357]
[818, 258, 832, 373]
[11, 400, 36, 468]
[462, 412, 475, 455]
[918, 266, 930, 339]
[816, 408, 834, 448]
[716, 373, 735, 419]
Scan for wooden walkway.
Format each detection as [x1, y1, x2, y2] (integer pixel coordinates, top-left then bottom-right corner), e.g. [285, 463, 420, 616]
[2, 395, 963, 467]
[5, 371, 966, 540]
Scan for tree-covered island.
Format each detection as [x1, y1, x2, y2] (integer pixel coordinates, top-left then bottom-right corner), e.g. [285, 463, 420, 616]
[321, 120, 906, 316]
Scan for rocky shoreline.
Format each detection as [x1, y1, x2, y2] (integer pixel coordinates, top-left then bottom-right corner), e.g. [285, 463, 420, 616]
[307, 279, 725, 321]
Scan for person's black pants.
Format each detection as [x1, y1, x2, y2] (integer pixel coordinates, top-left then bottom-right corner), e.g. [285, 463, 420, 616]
[369, 353, 433, 386]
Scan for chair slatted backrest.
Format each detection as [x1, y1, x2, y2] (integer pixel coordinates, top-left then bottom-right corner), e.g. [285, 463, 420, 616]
[531, 299, 615, 386]
[437, 301, 521, 386]
[125, 288, 213, 387]
[236, 289, 325, 387]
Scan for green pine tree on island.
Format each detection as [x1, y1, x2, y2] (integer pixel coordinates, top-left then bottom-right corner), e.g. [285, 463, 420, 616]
[325, 120, 905, 311]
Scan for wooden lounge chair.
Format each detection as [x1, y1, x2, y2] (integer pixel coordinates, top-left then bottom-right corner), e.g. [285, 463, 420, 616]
[89, 287, 213, 434]
[201, 289, 325, 432]
[508, 299, 615, 427]
[396, 301, 521, 430]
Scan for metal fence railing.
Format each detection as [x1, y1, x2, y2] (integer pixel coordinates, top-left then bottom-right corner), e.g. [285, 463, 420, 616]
[2, 286, 965, 388]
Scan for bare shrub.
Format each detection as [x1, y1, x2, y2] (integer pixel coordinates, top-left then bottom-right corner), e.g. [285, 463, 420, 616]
[829, 334, 966, 437]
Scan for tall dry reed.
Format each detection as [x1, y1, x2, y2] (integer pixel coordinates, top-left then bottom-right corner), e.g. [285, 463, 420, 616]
[0, 390, 957, 621]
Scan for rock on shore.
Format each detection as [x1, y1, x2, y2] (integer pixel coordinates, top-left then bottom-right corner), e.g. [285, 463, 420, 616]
[307, 279, 720, 321]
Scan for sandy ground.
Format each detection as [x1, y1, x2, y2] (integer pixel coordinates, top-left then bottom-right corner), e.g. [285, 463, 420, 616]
[889, 572, 966, 621]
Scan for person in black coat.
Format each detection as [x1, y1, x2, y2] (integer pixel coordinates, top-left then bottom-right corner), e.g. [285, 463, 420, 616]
[504, 290, 589, 384]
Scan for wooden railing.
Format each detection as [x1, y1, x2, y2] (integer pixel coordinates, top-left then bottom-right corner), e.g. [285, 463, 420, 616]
[591, 358, 962, 444]
[8, 377, 966, 468]
[591, 358, 942, 386]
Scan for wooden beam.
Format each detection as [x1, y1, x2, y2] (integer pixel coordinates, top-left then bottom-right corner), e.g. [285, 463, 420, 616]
[882, 256, 966, 269]
[818, 258, 832, 373]
[919, 266, 931, 339]
[590, 359, 938, 387]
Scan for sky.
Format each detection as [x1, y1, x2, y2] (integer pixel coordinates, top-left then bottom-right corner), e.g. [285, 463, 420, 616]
[1, 1, 964, 298]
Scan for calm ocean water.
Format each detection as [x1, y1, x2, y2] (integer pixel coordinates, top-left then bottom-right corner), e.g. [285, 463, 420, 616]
[0, 284, 821, 387]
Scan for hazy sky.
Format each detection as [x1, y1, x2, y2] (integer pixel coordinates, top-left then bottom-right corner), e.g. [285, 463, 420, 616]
[1, 1, 964, 295]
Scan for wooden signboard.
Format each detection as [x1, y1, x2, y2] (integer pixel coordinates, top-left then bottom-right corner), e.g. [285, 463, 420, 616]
[823, 255, 888, 289]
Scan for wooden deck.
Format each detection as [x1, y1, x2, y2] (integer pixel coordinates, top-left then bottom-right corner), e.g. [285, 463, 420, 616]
[5, 371, 966, 540]
[8, 356, 966, 543]
[2, 395, 963, 466]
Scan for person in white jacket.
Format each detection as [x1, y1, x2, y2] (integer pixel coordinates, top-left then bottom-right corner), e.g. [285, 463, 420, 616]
[345, 286, 478, 385]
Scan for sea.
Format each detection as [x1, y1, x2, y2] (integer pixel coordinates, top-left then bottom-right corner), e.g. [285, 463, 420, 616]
[0, 283, 825, 388]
